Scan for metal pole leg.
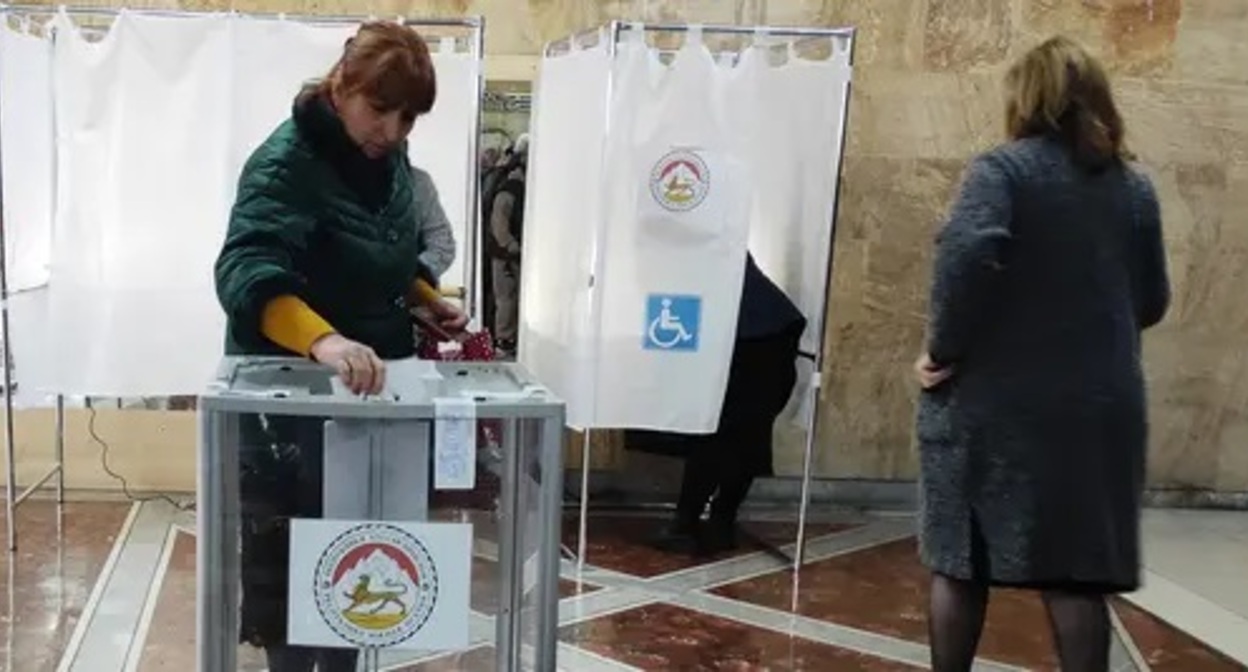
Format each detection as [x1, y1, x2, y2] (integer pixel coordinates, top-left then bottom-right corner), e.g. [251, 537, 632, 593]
[197, 410, 240, 672]
[55, 395, 64, 506]
[495, 418, 521, 671]
[536, 414, 564, 671]
[3, 355, 14, 553]
[0, 48, 16, 553]
[793, 378, 822, 573]
[575, 429, 591, 572]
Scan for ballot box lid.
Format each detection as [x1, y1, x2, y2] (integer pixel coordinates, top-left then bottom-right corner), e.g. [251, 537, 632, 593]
[197, 356, 563, 420]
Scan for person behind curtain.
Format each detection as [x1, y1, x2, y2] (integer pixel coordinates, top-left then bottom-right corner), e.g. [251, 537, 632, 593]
[628, 253, 806, 556]
[214, 22, 468, 672]
[486, 136, 527, 354]
[914, 36, 1170, 672]
[415, 162, 456, 279]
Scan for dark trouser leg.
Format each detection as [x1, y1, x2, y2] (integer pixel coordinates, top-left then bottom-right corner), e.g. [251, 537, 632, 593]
[707, 423, 760, 528]
[266, 645, 359, 672]
[239, 415, 302, 649]
[928, 572, 990, 672]
[701, 443, 756, 554]
[1042, 591, 1111, 672]
[676, 443, 718, 525]
[491, 258, 519, 347]
[709, 464, 753, 523]
[317, 647, 362, 671]
[240, 415, 355, 664]
[651, 440, 717, 554]
[701, 331, 800, 554]
[266, 645, 316, 672]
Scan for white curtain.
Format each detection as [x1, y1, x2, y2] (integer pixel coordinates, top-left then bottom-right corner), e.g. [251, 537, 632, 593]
[735, 40, 852, 427]
[408, 40, 479, 294]
[47, 11, 233, 396]
[521, 30, 854, 433]
[227, 17, 354, 185]
[521, 30, 757, 433]
[589, 34, 753, 433]
[18, 13, 480, 397]
[517, 35, 611, 429]
[0, 24, 55, 293]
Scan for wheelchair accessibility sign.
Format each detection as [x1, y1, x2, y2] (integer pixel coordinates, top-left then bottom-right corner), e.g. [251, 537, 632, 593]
[644, 294, 701, 352]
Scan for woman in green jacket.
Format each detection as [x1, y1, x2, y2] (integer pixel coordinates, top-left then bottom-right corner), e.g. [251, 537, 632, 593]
[213, 22, 467, 670]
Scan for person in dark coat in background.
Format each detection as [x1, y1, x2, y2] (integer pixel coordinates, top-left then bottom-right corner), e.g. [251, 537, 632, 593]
[914, 36, 1170, 672]
[628, 253, 806, 556]
[486, 140, 527, 354]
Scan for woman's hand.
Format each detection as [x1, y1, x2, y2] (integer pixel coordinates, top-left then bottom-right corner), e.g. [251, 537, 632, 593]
[915, 353, 954, 390]
[310, 333, 386, 395]
[429, 298, 469, 333]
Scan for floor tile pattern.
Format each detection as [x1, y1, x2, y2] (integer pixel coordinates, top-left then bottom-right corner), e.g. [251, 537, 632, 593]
[562, 513, 852, 578]
[0, 501, 131, 672]
[559, 602, 917, 671]
[710, 537, 1061, 670]
[1112, 599, 1245, 672]
[2, 499, 1243, 671]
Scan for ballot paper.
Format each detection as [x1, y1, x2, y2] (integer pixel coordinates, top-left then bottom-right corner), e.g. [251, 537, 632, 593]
[434, 397, 477, 490]
[328, 357, 444, 401]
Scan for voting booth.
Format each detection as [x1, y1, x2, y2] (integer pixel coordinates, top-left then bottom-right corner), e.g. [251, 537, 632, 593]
[197, 357, 565, 671]
[523, 21, 855, 567]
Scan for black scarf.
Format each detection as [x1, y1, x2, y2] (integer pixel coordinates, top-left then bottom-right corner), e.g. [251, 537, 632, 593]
[291, 87, 396, 212]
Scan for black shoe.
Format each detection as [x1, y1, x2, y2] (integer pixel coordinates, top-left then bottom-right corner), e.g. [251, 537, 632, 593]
[650, 517, 700, 555]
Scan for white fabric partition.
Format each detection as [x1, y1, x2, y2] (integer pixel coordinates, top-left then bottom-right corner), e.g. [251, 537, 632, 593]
[0, 25, 55, 293]
[18, 11, 481, 397]
[589, 35, 753, 432]
[521, 26, 854, 434]
[49, 12, 233, 396]
[407, 40, 478, 292]
[735, 43, 852, 426]
[517, 36, 610, 429]
[227, 17, 354, 183]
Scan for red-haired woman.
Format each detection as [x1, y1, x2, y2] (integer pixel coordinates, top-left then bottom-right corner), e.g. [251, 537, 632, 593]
[214, 22, 467, 670]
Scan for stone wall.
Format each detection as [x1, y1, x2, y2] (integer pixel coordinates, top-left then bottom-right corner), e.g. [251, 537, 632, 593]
[16, 0, 1248, 493]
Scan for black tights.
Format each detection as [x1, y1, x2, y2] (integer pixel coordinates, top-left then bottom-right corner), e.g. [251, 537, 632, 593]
[928, 573, 1111, 672]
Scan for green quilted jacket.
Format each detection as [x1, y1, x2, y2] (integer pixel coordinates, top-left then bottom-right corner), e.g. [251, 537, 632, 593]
[215, 92, 435, 359]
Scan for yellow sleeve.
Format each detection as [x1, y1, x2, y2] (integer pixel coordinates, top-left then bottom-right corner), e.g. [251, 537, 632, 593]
[260, 295, 336, 357]
[408, 277, 442, 307]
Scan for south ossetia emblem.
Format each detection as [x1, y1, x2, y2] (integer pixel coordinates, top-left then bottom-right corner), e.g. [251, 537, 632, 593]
[649, 149, 711, 212]
[313, 523, 439, 649]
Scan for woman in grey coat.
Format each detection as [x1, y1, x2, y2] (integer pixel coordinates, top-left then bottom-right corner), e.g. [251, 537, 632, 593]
[915, 36, 1170, 672]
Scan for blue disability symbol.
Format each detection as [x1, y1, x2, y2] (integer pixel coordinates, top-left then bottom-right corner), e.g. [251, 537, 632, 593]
[644, 294, 701, 352]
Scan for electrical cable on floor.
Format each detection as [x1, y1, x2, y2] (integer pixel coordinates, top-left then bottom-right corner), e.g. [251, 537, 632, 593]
[86, 403, 195, 512]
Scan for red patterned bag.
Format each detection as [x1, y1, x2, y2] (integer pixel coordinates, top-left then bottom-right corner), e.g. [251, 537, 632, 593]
[412, 311, 503, 510]
[414, 328, 496, 362]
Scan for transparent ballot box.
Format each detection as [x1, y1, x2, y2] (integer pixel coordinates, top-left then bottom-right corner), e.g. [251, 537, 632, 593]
[197, 357, 566, 671]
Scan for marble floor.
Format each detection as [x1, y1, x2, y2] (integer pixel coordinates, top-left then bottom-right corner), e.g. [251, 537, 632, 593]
[2, 498, 1245, 671]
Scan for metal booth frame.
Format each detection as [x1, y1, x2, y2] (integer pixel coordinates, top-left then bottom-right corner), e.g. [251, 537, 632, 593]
[0, 4, 487, 552]
[538, 20, 857, 574]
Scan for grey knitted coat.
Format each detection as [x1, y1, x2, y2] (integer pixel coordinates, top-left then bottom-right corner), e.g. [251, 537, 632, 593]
[916, 136, 1170, 592]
